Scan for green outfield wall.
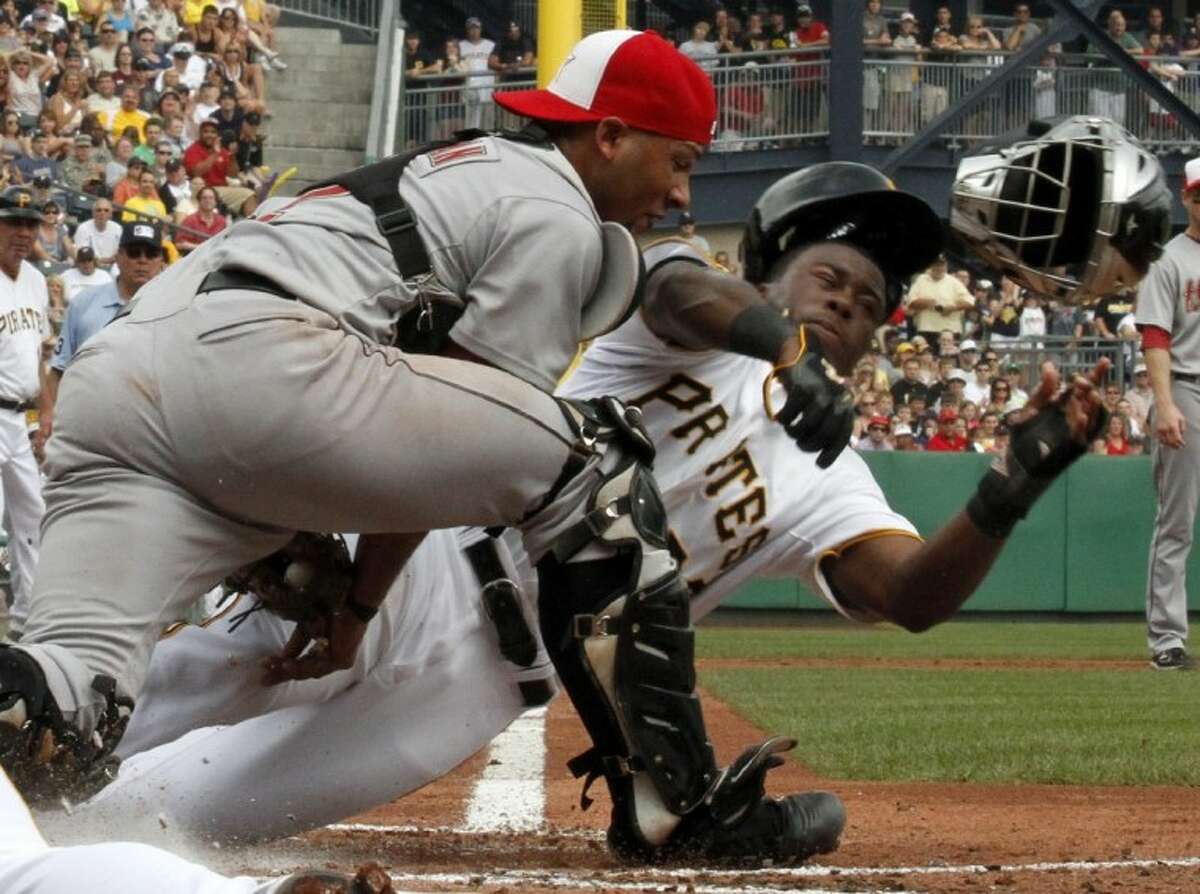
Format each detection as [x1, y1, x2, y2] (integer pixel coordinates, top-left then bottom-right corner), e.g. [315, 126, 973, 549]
[723, 453, 1200, 614]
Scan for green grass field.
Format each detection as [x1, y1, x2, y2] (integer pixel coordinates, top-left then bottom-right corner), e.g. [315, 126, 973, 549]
[697, 620, 1200, 786]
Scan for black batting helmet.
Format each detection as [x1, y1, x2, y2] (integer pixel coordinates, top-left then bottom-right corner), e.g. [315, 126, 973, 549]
[0, 185, 42, 222]
[950, 115, 1170, 304]
[740, 162, 943, 314]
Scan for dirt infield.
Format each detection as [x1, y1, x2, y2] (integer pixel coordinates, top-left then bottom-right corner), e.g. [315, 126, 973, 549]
[215, 656, 1200, 894]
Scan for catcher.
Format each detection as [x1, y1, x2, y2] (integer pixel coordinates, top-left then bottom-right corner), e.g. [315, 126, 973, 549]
[75, 119, 1169, 859]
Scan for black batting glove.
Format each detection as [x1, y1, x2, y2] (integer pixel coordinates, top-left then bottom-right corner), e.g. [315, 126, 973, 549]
[764, 326, 854, 469]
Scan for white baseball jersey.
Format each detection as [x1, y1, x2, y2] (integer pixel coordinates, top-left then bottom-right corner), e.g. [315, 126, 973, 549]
[136, 135, 605, 391]
[1135, 232, 1200, 376]
[560, 239, 918, 620]
[0, 260, 48, 402]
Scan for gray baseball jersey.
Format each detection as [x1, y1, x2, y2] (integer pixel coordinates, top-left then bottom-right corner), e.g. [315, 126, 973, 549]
[145, 135, 607, 391]
[1134, 232, 1200, 376]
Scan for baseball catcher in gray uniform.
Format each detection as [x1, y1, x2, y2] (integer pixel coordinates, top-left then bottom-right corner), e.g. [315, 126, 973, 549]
[0, 30, 852, 862]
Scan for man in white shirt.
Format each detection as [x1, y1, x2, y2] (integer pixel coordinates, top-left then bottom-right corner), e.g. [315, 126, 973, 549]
[678, 20, 719, 71]
[459, 17, 496, 130]
[963, 358, 993, 406]
[88, 22, 121, 73]
[59, 247, 115, 302]
[72, 200, 123, 269]
[157, 43, 207, 93]
[904, 254, 975, 350]
[86, 72, 123, 119]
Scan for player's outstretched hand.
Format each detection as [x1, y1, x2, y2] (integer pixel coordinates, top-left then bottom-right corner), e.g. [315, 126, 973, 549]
[260, 608, 368, 686]
[1008, 357, 1109, 447]
[765, 326, 854, 469]
[968, 359, 1109, 540]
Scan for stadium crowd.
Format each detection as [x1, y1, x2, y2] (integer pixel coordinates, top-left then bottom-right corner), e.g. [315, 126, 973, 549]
[0, 0, 289, 284]
[403, 4, 1200, 149]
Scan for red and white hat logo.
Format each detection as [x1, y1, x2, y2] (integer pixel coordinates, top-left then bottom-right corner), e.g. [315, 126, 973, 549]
[494, 30, 717, 146]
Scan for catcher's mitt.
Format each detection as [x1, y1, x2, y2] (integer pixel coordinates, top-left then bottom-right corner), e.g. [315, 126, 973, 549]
[225, 532, 354, 625]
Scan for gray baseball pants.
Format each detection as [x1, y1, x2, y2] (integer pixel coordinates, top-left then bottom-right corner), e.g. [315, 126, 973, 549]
[16, 289, 601, 734]
[1145, 378, 1200, 654]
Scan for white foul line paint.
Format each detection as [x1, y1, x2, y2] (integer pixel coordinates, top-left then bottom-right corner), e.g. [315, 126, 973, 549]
[462, 705, 548, 832]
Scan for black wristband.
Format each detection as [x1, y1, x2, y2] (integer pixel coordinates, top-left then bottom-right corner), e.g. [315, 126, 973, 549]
[344, 594, 379, 624]
[965, 490, 1019, 540]
[728, 303, 796, 363]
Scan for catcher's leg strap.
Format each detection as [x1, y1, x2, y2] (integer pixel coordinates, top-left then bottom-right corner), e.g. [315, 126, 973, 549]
[536, 397, 718, 849]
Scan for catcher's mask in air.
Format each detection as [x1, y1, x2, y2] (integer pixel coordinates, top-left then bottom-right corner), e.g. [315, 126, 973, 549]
[950, 115, 1170, 304]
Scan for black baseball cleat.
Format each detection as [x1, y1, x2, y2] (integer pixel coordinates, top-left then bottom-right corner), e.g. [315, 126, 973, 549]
[0, 645, 130, 805]
[1151, 647, 1193, 670]
[610, 790, 847, 866]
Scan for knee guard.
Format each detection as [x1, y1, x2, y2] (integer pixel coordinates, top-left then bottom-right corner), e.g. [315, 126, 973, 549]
[0, 645, 131, 806]
[536, 397, 719, 851]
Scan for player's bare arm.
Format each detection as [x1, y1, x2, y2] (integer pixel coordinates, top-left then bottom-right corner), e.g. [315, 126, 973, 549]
[828, 361, 1109, 631]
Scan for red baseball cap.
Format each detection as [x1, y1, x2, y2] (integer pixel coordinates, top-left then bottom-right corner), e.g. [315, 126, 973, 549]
[938, 408, 959, 423]
[494, 30, 716, 145]
[868, 415, 890, 430]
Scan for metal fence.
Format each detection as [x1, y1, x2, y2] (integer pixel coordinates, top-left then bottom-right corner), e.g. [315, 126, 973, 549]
[988, 335, 1131, 389]
[274, 0, 380, 33]
[401, 46, 1200, 153]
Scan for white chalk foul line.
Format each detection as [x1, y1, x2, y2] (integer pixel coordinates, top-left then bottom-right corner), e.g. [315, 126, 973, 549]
[463, 705, 547, 832]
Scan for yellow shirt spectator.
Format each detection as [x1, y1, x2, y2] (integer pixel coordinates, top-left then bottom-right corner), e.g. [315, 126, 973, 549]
[122, 195, 168, 222]
[103, 106, 149, 144]
[183, 0, 206, 27]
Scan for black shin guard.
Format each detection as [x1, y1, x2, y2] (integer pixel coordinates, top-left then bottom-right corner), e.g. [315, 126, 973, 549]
[536, 398, 719, 853]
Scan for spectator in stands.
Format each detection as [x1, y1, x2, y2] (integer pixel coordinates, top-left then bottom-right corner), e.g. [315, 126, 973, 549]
[1102, 412, 1131, 455]
[161, 43, 206, 92]
[14, 130, 62, 182]
[100, 0, 137, 43]
[713, 250, 737, 276]
[112, 153, 147, 205]
[926, 407, 967, 451]
[175, 182, 224, 252]
[62, 132, 103, 191]
[740, 11, 765, 49]
[102, 84, 149, 143]
[122, 167, 168, 221]
[964, 359, 992, 406]
[765, 8, 792, 49]
[862, 0, 891, 131]
[489, 20, 534, 82]
[1123, 360, 1152, 430]
[459, 16, 495, 131]
[675, 211, 710, 254]
[213, 4, 285, 71]
[892, 422, 917, 451]
[47, 70, 87, 136]
[403, 28, 441, 147]
[210, 87, 243, 145]
[162, 113, 187, 154]
[33, 110, 72, 159]
[86, 71, 120, 119]
[134, 26, 170, 70]
[957, 15, 1002, 131]
[112, 45, 140, 93]
[191, 81, 220, 132]
[32, 198, 73, 263]
[105, 136, 134, 189]
[138, 0, 181, 52]
[793, 4, 829, 132]
[1002, 2, 1042, 128]
[8, 50, 54, 128]
[905, 255, 974, 351]
[132, 116, 165, 163]
[434, 37, 467, 138]
[90, 21, 121, 73]
[1019, 292, 1046, 340]
[721, 60, 773, 148]
[215, 44, 266, 115]
[181, 0, 207, 42]
[938, 368, 968, 410]
[891, 355, 928, 408]
[243, 0, 283, 62]
[45, 273, 66, 334]
[679, 21, 718, 70]
[1004, 363, 1030, 408]
[194, 5, 221, 60]
[43, 221, 165, 446]
[857, 415, 893, 452]
[1138, 6, 1177, 54]
[183, 116, 255, 217]
[73, 196, 122, 267]
[1092, 289, 1137, 342]
[957, 337, 979, 371]
[886, 12, 921, 136]
[155, 88, 185, 127]
[159, 156, 194, 218]
[0, 15, 19, 53]
[60, 245, 114, 301]
[0, 112, 24, 159]
[1090, 10, 1141, 123]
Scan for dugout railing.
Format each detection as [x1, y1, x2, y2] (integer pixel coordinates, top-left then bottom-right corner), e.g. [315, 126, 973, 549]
[983, 335, 1132, 392]
[398, 46, 1200, 155]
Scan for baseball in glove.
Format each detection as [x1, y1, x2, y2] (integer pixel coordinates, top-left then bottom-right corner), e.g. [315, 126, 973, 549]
[225, 532, 355, 626]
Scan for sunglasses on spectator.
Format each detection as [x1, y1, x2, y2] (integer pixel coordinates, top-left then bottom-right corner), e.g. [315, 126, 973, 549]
[100, 26, 114, 32]
[123, 245, 161, 259]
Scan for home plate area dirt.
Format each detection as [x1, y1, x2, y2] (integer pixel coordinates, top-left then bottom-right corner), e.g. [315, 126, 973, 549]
[213, 669, 1199, 894]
